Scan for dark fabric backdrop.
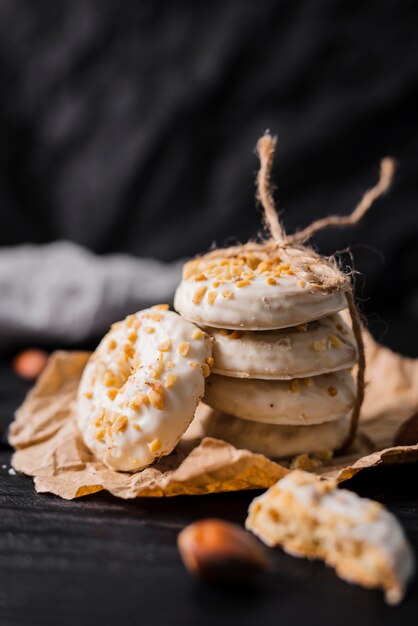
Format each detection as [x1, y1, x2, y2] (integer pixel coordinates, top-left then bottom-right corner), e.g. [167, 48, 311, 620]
[0, 0, 417, 352]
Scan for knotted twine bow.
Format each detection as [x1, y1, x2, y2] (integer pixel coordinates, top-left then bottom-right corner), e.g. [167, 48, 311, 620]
[204, 133, 395, 451]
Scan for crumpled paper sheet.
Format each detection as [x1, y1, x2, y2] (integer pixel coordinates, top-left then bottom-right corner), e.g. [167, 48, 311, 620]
[9, 330, 418, 499]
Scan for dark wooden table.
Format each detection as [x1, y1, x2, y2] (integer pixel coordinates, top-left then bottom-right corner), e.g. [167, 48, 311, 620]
[0, 362, 417, 626]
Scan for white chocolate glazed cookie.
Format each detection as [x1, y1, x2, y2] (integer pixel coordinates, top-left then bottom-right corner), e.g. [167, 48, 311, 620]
[199, 411, 350, 458]
[246, 471, 415, 605]
[207, 313, 357, 379]
[174, 253, 347, 330]
[76, 306, 213, 471]
[204, 370, 356, 425]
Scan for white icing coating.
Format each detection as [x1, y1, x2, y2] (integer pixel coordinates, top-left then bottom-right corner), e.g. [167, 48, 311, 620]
[204, 370, 356, 425]
[249, 471, 415, 602]
[76, 307, 212, 471]
[174, 253, 346, 330]
[207, 313, 357, 379]
[199, 411, 350, 457]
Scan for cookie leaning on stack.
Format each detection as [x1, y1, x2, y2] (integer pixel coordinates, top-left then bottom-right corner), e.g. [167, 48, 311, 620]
[175, 134, 394, 459]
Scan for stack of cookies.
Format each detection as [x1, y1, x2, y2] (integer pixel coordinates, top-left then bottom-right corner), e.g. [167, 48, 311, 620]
[174, 250, 358, 459]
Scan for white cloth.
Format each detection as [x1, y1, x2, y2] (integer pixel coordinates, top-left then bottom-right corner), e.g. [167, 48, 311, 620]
[0, 241, 183, 347]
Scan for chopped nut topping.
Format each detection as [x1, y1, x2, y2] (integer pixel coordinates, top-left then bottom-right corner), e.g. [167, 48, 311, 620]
[165, 373, 177, 388]
[127, 331, 137, 343]
[152, 303, 169, 310]
[192, 329, 204, 340]
[104, 372, 118, 387]
[189, 361, 199, 368]
[146, 312, 163, 321]
[178, 341, 190, 356]
[193, 286, 207, 304]
[140, 392, 150, 405]
[290, 379, 300, 393]
[133, 423, 141, 431]
[95, 429, 105, 441]
[290, 454, 322, 471]
[129, 399, 141, 411]
[298, 280, 306, 288]
[148, 438, 161, 453]
[312, 340, 326, 352]
[266, 277, 277, 285]
[202, 363, 211, 377]
[151, 361, 165, 379]
[257, 260, 272, 273]
[236, 280, 251, 288]
[108, 339, 117, 351]
[326, 386, 338, 397]
[126, 315, 138, 328]
[158, 339, 172, 352]
[166, 360, 175, 369]
[221, 290, 233, 299]
[84, 390, 93, 399]
[148, 388, 165, 410]
[114, 415, 128, 433]
[144, 326, 155, 334]
[206, 357, 214, 367]
[302, 377, 315, 388]
[207, 291, 217, 305]
[228, 330, 243, 340]
[296, 323, 308, 332]
[107, 388, 118, 401]
[328, 334, 341, 348]
[124, 344, 135, 359]
[194, 274, 207, 282]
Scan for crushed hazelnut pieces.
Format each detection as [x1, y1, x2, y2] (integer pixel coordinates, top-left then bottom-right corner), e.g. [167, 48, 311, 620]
[114, 415, 129, 433]
[148, 438, 161, 453]
[107, 388, 118, 401]
[202, 363, 211, 377]
[158, 339, 172, 352]
[165, 373, 177, 388]
[178, 341, 190, 357]
[148, 388, 165, 410]
[193, 286, 207, 304]
[328, 334, 341, 348]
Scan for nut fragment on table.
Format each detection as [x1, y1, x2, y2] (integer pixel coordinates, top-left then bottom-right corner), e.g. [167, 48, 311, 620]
[178, 519, 271, 584]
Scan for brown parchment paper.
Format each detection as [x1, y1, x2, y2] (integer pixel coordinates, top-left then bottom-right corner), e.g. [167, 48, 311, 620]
[9, 329, 418, 499]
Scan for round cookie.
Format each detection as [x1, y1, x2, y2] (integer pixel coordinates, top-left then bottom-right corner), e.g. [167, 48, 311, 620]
[200, 411, 350, 458]
[204, 370, 356, 426]
[174, 252, 347, 330]
[207, 313, 357, 379]
[77, 306, 213, 472]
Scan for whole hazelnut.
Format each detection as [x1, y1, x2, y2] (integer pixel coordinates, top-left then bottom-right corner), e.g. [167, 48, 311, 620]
[177, 518, 271, 584]
[12, 349, 48, 380]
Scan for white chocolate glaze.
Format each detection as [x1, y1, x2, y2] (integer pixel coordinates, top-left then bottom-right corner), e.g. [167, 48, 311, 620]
[199, 411, 350, 457]
[174, 253, 346, 330]
[206, 313, 357, 379]
[204, 370, 356, 425]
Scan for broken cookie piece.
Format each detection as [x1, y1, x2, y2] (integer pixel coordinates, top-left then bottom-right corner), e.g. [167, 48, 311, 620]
[246, 470, 415, 604]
